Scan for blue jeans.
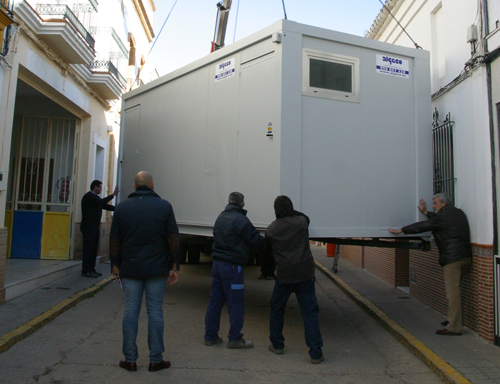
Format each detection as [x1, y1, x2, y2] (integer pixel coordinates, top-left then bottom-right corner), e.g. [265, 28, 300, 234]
[122, 277, 167, 363]
[205, 260, 245, 341]
[269, 277, 323, 359]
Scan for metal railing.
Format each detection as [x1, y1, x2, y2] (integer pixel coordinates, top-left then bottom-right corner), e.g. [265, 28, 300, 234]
[1, 0, 13, 15]
[432, 108, 455, 203]
[35, 3, 95, 49]
[73, 0, 98, 13]
[88, 60, 126, 87]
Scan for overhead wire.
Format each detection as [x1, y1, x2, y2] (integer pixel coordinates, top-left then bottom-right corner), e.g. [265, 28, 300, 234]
[129, 0, 179, 91]
[281, 0, 287, 20]
[378, 0, 421, 49]
[233, 0, 240, 42]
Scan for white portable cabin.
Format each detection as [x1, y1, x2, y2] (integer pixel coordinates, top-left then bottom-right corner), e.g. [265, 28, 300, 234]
[119, 20, 432, 240]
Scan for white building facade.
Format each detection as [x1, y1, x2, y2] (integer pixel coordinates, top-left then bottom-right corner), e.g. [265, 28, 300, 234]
[365, 0, 500, 344]
[0, 0, 156, 305]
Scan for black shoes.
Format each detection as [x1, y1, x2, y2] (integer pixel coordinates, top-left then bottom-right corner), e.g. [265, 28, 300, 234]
[205, 336, 223, 346]
[81, 271, 99, 278]
[149, 360, 171, 372]
[441, 320, 449, 326]
[93, 270, 103, 276]
[119, 360, 137, 371]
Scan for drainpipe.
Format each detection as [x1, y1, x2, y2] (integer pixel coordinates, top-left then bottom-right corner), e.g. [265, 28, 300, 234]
[483, 0, 498, 254]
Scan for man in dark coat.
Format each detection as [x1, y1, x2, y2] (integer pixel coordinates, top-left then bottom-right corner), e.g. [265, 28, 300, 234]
[204, 192, 264, 349]
[388, 193, 472, 336]
[80, 180, 118, 277]
[110, 171, 180, 372]
[264, 195, 324, 364]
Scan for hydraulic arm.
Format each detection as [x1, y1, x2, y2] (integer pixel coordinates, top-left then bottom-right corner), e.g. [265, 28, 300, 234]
[211, 0, 232, 52]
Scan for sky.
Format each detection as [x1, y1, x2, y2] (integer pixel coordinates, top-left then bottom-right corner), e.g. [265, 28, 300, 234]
[149, 0, 385, 77]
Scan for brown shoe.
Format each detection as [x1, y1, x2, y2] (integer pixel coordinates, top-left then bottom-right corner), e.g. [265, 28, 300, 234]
[441, 320, 449, 326]
[436, 328, 461, 336]
[119, 360, 137, 371]
[148, 360, 171, 372]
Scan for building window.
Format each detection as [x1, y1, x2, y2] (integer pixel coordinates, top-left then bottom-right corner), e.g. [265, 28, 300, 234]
[432, 108, 455, 203]
[302, 48, 359, 102]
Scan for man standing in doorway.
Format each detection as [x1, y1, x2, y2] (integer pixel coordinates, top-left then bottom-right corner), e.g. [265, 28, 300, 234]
[81, 180, 118, 278]
[388, 193, 472, 336]
[204, 192, 264, 348]
[110, 171, 179, 372]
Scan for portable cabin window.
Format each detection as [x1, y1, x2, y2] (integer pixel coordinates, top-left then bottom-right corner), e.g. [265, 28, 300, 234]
[302, 49, 359, 102]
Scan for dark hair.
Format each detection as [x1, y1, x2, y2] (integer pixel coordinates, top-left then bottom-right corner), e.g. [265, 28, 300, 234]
[274, 195, 294, 219]
[90, 180, 102, 190]
[228, 192, 245, 207]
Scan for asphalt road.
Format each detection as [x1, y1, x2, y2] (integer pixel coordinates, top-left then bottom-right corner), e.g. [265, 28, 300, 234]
[0, 261, 444, 384]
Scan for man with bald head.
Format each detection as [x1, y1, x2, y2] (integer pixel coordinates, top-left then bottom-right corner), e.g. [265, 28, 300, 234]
[110, 171, 180, 372]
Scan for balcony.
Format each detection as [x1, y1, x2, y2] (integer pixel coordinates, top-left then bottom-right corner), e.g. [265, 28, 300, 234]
[15, 0, 97, 64]
[72, 27, 128, 100]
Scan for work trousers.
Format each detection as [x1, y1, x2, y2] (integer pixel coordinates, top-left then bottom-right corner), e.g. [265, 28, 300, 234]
[205, 259, 245, 342]
[81, 223, 100, 273]
[269, 277, 323, 359]
[444, 258, 472, 333]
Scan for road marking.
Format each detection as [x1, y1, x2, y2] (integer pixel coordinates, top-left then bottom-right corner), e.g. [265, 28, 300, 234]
[0, 276, 114, 353]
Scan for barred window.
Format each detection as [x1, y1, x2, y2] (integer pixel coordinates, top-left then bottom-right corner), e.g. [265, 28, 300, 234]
[432, 109, 455, 203]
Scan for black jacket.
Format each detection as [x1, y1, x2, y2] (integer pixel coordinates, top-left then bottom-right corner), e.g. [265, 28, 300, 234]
[402, 205, 472, 266]
[109, 187, 180, 278]
[264, 211, 316, 283]
[211, 204, 264, 265]
[81, 191, 115, 227]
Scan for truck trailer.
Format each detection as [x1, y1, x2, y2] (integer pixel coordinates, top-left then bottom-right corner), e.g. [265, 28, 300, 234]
[119, 20, 432, 263]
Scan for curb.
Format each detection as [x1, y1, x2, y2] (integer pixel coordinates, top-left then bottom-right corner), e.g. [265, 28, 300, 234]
[315, 260, 471, 384]
[0, 275, 114, 354]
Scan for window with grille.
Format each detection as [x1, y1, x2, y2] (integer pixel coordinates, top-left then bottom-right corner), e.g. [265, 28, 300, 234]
[432, 108, 455, 203]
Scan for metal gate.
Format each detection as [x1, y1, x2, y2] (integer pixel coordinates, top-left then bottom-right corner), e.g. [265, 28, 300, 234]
[432, 108, 455, 203]
[6, 116, 79, 259]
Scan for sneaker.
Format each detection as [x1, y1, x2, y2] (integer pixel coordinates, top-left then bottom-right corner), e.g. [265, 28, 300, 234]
[81, 271, 99, 278]
[92, 270, 103, 276]
[227, 338, 253, 349]
[268, 344, 284, 355]
[204, 336, 223, 346]
[265, 274, 276, 280]
[311, 355, 324, 364]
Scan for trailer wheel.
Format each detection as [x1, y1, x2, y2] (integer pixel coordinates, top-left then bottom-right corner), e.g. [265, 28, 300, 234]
[179, 243, 188, 264]
[188, 244, 201, 264]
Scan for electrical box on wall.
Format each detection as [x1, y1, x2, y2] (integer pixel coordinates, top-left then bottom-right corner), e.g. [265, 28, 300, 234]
[467, 24, 478, 43]
[0, 170, 7, 191]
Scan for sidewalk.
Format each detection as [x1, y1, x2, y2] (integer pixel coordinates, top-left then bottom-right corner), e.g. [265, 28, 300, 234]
[0, 261, 112, 343]
[311, 246, 500, 384]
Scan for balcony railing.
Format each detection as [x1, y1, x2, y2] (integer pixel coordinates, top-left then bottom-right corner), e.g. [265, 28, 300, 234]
[88, 60, 126, 87]
[35, 3, 95, 49]
[73, 0, 98, 13]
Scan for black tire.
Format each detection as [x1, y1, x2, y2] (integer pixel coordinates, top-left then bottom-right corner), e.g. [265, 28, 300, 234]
[188, 244, 201, 264]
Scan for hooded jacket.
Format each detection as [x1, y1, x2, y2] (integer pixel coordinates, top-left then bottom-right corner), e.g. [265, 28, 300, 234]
[265, 211, 316, 284]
